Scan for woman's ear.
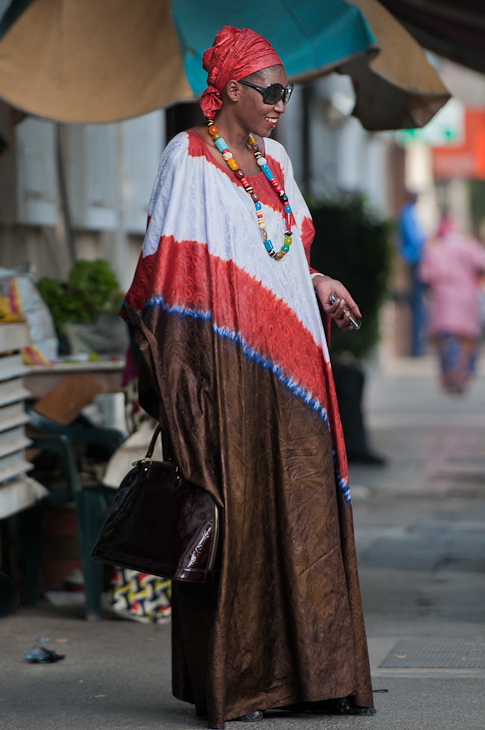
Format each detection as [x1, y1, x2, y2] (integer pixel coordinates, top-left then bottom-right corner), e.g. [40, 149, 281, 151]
[226, 79, 240, 103]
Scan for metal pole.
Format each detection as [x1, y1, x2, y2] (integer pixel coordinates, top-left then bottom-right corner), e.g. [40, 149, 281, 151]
[56, 123, 77, 265]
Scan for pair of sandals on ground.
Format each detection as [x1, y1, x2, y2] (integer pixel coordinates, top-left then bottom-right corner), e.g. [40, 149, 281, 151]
[232, 696, 377, 722]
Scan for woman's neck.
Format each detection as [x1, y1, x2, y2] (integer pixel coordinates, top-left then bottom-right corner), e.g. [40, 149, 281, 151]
[195, 111, 264, 176]
[213, 110, 251, 154]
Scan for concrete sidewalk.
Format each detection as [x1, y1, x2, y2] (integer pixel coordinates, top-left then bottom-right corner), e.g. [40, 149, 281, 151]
[348, 356, 485, 729]
[2, 356, 485, 729]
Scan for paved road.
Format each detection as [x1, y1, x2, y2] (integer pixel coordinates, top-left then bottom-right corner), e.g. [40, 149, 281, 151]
[348, 357, 485, 728]
[2, 356, 485, 729]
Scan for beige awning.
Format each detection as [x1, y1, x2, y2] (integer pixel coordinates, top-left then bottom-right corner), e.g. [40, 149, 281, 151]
[344, 0, 450, 130]
[0, 0, 192, 123]
[0, 0, 449, 129]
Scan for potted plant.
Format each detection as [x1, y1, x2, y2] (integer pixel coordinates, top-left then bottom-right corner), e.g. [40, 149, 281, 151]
[37, 259, 126, 356]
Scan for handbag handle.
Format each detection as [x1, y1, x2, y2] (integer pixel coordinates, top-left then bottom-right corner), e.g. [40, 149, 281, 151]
[144, 424, 176, 464]
[146, 425, 162, 459]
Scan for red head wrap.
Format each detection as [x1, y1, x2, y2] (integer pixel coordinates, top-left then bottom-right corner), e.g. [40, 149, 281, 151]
[200, 26, 283, 119]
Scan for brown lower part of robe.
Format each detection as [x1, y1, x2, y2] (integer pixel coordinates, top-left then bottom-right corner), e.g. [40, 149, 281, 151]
[132, 307, 373, 729]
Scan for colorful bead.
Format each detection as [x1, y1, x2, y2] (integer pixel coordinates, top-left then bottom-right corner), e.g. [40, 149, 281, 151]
[215, 138, 228, 153]
[206, 120, 292, 262]
[261, 165, 272, 180]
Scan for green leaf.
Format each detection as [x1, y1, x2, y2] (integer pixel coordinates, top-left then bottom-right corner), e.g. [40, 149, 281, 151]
[37, 259, 122, 331]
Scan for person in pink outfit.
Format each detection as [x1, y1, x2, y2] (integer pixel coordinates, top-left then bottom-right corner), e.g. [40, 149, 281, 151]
[419, 214, 485, 394]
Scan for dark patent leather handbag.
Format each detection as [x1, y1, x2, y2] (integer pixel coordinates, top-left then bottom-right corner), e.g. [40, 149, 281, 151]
[90, 426, 219, 583]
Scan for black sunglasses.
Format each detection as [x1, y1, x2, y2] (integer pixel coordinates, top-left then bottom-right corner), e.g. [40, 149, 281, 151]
[239, 80, 294, 105]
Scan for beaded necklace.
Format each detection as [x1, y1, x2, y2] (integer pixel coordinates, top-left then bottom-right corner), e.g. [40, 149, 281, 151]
[206, 119, 292, 260]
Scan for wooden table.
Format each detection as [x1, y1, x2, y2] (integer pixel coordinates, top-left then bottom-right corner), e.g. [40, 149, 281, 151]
[24, 360, 125, 400]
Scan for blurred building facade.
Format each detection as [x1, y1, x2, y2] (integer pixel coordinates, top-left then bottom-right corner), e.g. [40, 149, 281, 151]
[0, 71, 399, 295]
[0, 104, 165, 290]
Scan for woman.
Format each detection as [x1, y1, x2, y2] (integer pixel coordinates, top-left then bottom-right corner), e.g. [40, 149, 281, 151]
[123, 26, 374, 728]
[419, 214, 485, 394]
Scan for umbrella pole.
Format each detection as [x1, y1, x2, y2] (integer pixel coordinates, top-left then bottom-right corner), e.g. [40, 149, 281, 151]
[55, 123, 76, 266]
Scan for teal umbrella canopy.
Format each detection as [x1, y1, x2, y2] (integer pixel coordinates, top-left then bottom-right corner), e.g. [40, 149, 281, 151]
[0, 0, 449, 128]
[172, 0, 378, 92]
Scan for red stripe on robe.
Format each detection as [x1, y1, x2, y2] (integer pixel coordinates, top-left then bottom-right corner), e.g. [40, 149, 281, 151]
[125, 237, 329, 412]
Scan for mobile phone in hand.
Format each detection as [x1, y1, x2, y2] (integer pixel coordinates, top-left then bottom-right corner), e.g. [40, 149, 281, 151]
[329, 292, 361, 330]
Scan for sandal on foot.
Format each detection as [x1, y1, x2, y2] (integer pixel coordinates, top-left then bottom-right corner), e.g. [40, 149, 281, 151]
[316, 697, 376, 715]
[281, 697, 376, 716]
[235, 711, 264, 722]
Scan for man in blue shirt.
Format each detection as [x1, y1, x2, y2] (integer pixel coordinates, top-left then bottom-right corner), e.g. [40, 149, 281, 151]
[398, 191, 427, 356]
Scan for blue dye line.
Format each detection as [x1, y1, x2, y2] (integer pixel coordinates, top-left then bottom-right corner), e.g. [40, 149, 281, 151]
[145, 296, 212, 322]
[145, 296, 352, 503]
[144, 296, 329, 425]
[338, 478, 352, 504]
[333, 450, 352, 504]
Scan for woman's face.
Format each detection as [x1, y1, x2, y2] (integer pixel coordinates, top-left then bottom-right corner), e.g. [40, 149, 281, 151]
[235, 65, 288, 137]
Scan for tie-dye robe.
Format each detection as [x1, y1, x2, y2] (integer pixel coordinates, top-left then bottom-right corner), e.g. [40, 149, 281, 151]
[123, 130, 373, 728]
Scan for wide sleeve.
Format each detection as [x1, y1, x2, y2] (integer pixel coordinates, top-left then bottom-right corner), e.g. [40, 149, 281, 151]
[122, 133, 223, 507]
[123, 133, 200, 317]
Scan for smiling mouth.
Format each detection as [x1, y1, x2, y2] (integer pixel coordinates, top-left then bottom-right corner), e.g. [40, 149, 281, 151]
[265, 117, 279, 127]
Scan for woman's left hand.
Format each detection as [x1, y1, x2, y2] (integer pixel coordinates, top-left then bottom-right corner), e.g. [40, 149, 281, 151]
[312, 275, 361, 331]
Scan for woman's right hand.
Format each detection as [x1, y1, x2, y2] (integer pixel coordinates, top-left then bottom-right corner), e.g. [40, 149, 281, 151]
[312, 275, 361, 331]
